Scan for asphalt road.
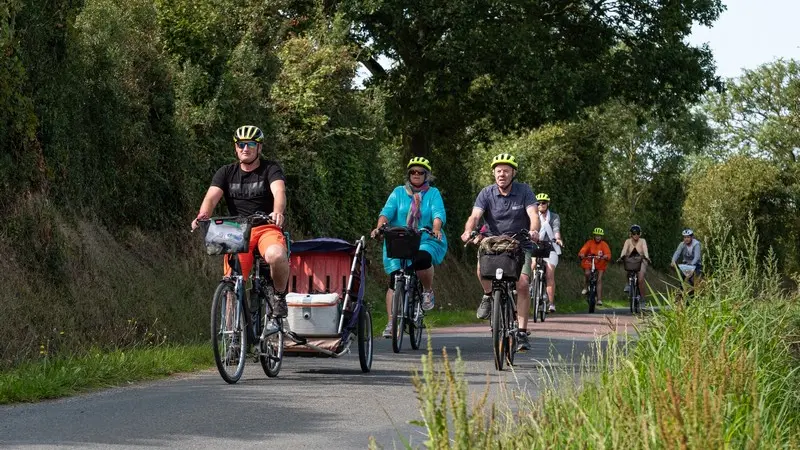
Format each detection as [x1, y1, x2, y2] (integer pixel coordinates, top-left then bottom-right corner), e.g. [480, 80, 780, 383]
[0, 310, 637, 449]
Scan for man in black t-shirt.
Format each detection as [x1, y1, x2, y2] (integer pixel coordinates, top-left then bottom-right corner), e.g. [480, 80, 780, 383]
[191, 125, 290, 317]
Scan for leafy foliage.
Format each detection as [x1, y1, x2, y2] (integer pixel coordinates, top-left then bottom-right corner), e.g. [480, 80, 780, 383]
[705, 59, 800, 164]
[330, 0, 725, 157]
[684, 156, 798, 271]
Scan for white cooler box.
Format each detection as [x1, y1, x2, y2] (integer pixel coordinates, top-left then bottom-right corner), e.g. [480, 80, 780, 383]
[286, 293, 341, 337]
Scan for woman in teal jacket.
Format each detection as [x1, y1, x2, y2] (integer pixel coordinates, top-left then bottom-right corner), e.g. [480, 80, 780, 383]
[370, 157, 448, 338]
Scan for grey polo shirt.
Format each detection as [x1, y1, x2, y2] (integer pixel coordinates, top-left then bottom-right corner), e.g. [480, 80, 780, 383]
[475, 182, 538, 236]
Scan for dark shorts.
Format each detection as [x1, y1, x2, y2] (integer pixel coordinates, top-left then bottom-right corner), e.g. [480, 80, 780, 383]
[387, 250, 433, 289]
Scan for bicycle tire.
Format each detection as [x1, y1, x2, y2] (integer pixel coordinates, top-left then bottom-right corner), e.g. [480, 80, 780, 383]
[391, 277, 405, 353]
[492, 289, 505, 371]
[629, 276, 635, 314]
[409, 279, 424, 350]
[504, 295, 516, 366]
[632, 278, 641, 314]
[211, 281, 247, 384]
[530, 274, 540, 324]
[587, 278, 597, 314]
[260, 320, 284, 378]
[358, 306, 373, 372]
[538, 275, 547, 323]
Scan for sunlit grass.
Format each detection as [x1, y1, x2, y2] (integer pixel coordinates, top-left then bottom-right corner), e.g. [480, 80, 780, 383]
[395, 216, 800, 449]
[0, 344, 211, 404]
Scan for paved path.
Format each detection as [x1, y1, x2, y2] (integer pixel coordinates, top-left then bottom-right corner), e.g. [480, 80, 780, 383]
[0, 310, 638, 449]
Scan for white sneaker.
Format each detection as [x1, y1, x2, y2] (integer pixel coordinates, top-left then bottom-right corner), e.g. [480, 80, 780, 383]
[597, 299, 603, 306]
[581, 288, 588, 295]
[422, 291, 435, 311]
[624, 284, 630, 293]
[382, 322, 392, 338]
[548, 304, 556, 313]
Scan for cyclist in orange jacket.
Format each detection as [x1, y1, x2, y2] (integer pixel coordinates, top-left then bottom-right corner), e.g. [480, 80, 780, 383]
[578, 227, 611, 306]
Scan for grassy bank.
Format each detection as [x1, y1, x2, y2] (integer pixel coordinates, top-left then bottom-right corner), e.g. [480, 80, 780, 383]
[403, 225, 800, 449]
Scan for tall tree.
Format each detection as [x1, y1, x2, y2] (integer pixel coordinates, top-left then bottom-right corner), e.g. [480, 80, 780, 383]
[704, 58, 800, 165]
[303, 0, 725, 158]
[594, 102, 712, 216]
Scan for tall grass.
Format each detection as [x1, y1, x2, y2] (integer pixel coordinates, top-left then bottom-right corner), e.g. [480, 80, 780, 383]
[401, 215, 800, 449]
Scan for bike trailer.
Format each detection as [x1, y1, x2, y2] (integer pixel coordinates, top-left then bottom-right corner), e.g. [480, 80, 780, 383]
[283, 237, 368, 357]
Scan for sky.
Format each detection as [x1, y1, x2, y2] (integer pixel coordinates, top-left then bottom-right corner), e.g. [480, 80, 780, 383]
[687, 0, 800, 78]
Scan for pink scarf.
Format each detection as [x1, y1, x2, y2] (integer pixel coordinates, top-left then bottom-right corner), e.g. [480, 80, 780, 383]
[405, 182, 430, 228]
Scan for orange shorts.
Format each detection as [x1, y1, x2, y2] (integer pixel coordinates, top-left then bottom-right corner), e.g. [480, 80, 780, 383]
[223, 224, 287, 278]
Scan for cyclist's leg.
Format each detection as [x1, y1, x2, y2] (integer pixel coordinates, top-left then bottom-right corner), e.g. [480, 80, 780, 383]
[516, 251, 533, 330]
[383, 273, 397, 336]
[476, 255, 492, 294]
[596, 270, 605, 304]
[637, 263, 647, 300]
[582, 269, 591, 292]
[413, 251, 434, 291]
[475, 255, 493, 318]
[255, 225, 289, 292]
[413, 251, 435, 310]
[545, 258, 557, 307]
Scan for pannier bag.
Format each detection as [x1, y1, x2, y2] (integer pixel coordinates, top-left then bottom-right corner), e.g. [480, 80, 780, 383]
[202, 217, 252, 255]
[479, 236, 523, 281]
[384, 226, 421, 260]
[624, 255, 643, 272]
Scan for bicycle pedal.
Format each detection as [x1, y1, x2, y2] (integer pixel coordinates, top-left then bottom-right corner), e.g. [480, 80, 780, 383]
[286, 331, 307, 345]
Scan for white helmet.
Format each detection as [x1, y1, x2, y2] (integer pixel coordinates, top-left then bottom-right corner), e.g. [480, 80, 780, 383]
[682, 228, 694, 237]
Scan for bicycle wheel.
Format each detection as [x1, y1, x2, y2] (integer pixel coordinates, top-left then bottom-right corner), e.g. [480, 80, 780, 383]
[632, 279, 641, 314]
[504, 296, 516, 366]
[358, 306, 373, 372]
[530, 275, 540, 324]
[538, 278, 547, 323]
[409, 280, 424, 350]
[259, 319, 284, 378]
[587, 279, 597, 313]
[211, 281, 247, 384]
[491, 289, 505, 371]
[391, 277, 405, 353]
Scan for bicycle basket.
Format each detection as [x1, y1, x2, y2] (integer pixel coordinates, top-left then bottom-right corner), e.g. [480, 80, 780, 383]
[678, 264, 695, 277]
[201, 217, 252, 255]
[479, 252, 522, 280]
[623, 255, 643, 272]
[479, 236, 523, 280]
[531, 241, 554, 258]
[384, 226, 421, 260]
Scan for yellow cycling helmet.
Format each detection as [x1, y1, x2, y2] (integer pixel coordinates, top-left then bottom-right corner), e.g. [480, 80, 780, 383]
[593, 227, 604, 236]
[407, 156, 432, 172]
[491, 153, 518, 169]
[233, 125, 264, 142]
[536, 193, 550, 202]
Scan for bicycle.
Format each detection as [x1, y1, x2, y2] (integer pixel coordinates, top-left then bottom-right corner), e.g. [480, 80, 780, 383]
[378, 225, 433, 353]
[530, 240, 554, 323]
[469, 229, 532, 371]
[582, 255, 603, 313]
[198, 213, 289, 384]
[674, 263, 699, 306]
[621, 255, 649, 314]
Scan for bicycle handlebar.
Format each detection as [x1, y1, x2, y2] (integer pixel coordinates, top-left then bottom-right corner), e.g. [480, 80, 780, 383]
[195, 212, 276, 231]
